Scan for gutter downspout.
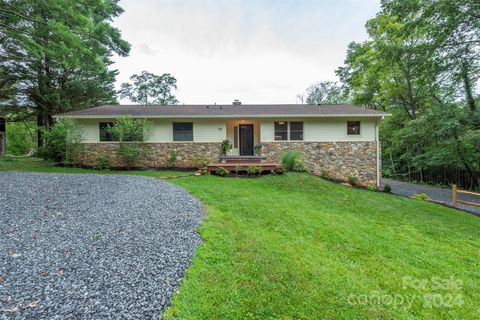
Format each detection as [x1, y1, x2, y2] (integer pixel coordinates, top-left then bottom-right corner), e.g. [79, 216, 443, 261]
[375, 118, 382, 188]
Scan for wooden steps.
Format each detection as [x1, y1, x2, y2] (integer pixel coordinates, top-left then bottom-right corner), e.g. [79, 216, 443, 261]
[207, 162, 281, 173]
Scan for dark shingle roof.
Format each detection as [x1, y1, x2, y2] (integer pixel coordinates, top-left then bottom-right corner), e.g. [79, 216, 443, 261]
[55, 104, 390, 118]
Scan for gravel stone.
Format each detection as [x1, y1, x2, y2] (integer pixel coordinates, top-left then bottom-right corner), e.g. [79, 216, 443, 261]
[0, 172, 203, 319]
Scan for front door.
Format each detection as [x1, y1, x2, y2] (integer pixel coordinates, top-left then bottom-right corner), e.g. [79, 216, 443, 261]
[239, 124, 254, 156]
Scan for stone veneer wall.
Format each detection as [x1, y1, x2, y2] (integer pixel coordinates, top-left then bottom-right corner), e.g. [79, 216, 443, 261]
[80, 143, 222, 168]
[80, 141, 378, 185]
[261, 141, 378, 186]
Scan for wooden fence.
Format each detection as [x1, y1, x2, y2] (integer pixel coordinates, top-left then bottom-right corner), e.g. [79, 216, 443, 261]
[452, 184, 480, 208]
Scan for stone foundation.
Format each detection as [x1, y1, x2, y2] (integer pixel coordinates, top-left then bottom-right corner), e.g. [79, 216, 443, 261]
[261, 141, 378, 186]
[80, 142, 222, 168]
[80, 141, 379, 185]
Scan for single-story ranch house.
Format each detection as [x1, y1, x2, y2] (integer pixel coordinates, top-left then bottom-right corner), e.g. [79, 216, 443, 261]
[55, 102, 390, 186]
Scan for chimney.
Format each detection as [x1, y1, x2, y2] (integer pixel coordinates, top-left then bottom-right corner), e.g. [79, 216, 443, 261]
[233, 99, 241, 106]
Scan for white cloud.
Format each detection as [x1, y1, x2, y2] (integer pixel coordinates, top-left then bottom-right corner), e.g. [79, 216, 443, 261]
[112, 0, 380, 104]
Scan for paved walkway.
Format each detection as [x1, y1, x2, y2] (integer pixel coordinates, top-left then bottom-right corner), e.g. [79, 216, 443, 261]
[382, 179, 480, 215]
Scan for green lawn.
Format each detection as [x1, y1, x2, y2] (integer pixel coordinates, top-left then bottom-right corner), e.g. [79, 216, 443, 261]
[1, 157, 479, 319]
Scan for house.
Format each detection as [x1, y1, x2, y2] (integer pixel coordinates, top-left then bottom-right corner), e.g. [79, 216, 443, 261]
[55, 102, 390, 186]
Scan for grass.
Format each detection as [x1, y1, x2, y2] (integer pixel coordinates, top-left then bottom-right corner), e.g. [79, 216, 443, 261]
[0, 156, 192, 178]
[2, 156, 480, 319]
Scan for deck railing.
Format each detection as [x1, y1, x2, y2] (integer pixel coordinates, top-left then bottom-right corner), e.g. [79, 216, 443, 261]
[452, 184, 480, 208]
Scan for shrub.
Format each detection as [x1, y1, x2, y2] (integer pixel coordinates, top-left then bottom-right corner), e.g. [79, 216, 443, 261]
[383, 184, 392, 193]
[367, 185, 377, 192]
[40, 118, 84, 164]
[253, 144, 262, 156]
[92, 154, 111, 170]
[108, 116, 152, 169]
[347, 176, 359, 186]
[215, 166, 230, 176]
[6, 122, 37, 155]
[233, 165, 242, 175]
[320, 169, 331, 179]
[414, 193, 430, 201]
[247, 165, 261, 176]
[221, 140, 232, 155]
[273, 165, 286, 174]
[166, 151, 177, 167]
[282, 150, 306, 171]
[193, 156, 210, 170]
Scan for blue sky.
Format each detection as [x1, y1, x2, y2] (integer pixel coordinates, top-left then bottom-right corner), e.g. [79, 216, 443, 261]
[112, 0, 380, 104]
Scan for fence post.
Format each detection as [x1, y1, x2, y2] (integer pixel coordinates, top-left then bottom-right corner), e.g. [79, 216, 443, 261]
[452, 184, 457, 208]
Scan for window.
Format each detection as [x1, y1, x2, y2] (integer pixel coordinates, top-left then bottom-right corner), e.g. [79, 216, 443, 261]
[275, 121, 303, 141]
[173, 122, 193, 141]
[274, 121, 288, 140]
[347, 121, 361, 135]
[99, 122, 115, 141]
[290, 122, 303, 140]
[233, 126, 238, 148]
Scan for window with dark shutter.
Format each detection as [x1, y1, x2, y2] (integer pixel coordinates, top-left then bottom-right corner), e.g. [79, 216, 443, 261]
[173, 122, 193, 141]
[99, 122, 115, 141]
[289, 122, 303, 140]
[274, 121, 288, 141]
[347, 121, 361, 135]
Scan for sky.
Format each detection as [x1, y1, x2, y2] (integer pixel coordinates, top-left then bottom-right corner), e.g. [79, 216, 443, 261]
[112, 0, 380, 104]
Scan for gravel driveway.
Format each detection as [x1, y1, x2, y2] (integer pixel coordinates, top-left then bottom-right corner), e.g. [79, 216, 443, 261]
[0, 172, 203, 319]
[382, 178, 480, 215]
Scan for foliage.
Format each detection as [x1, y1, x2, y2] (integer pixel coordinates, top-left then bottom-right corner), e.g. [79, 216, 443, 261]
[5, 122, 36, 155]
[233, 165, 242, 175]
[367, 185, 377, 192]
[119, 71, 178, 105]
[320, 169, 331, 179]
[193, 156, 210, 174]
[220, 140, 232, 156]
[0, 0, 130, 147]
[38, 118, 84, 164]
[273, 165, 286, 174]
[383, 184, 392, 193]
[253, 144, 262, 156]
[337, 0, 480, 189]
[347, 176, 359, 186]
[108, 116, 152, 168]
[166, 151, 177, 167]
[215, 166, 230, 177]
[304, 81, 349, 104]
[92, 154, 111, 170]
[282, 151, 300, 171]
[414, 193, 430, 201]
[247, 165, 261, 176]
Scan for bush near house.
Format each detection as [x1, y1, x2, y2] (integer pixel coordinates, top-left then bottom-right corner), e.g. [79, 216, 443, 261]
[39, 118, 84, 164]
[108, 116, 152, 169]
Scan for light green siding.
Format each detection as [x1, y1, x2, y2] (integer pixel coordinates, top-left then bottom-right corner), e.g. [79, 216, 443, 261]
[260, 117, 377, 142]
[77, 117, 378, 144]
[77, 118, 226, 143]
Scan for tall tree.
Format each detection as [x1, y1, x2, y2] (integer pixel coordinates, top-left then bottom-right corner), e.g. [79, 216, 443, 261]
[338, 0, 480, 188]
[305, 81, 348, 104]
[119, 71, 178, 105]
[0, 0, 130, 146]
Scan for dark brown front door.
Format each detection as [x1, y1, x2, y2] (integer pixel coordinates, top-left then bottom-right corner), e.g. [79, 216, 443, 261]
[239, 124, 254, 156]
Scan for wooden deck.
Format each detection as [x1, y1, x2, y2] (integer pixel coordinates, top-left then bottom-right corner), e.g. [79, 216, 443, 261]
[207, 162, 281, 173]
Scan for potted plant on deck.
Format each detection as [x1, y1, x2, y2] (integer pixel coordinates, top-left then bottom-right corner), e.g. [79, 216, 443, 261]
[221, 139, 233, 156]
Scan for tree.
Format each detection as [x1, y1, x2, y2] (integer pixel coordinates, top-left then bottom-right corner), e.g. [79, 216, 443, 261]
[119, 71, 178, 105]
[0, 0, 130, 147]
[305, 81, 348, 105]
[337, 0, 480, 188]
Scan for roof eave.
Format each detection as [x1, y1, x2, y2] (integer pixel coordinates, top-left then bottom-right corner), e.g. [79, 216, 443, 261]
[54, 113, 391, 119]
